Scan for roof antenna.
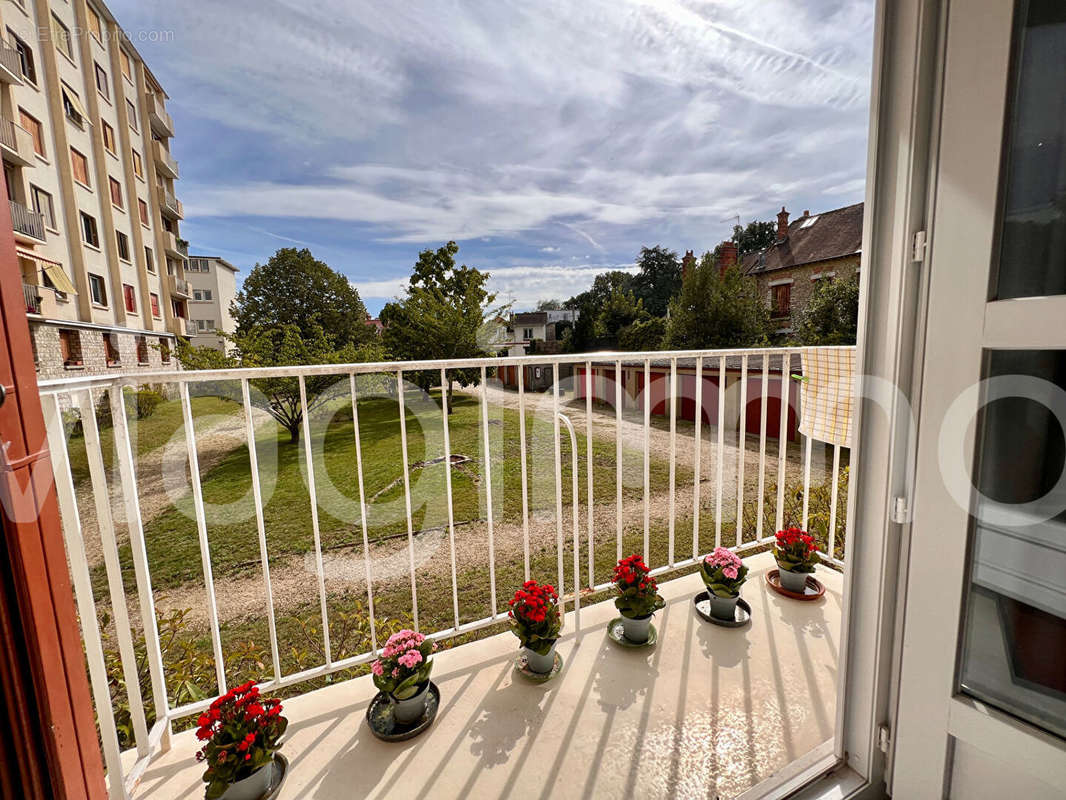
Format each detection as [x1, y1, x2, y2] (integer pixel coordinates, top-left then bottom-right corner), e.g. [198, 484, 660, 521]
[720, 213, 740, 232]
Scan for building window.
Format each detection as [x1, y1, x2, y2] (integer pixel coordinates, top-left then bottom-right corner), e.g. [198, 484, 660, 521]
[62, 86, 85, 127]
[117, 231, 130, 261]
[50, 15, 74, 62]
[70, 148, 90, 186]
[138, 199, 149, 226]
[87, 6, 103, 40]
[81, 213, 100, 248]
[123, 283, 136, 312]
[120, 49, 132, 81]
[109, 177, 123, 208]
[88, 272, 106, 305]
[102, 121, 116, 154]
[196, 319, 216, 332]
[103, 333, 120, 366]
[145, 246, 155, 273]
[9, 31, 36, 84]
[136, 335, 149, 364]
[18, 109, 44, 157]
[30, 185, 56, 229]
[150, 292, 160, 317]
[771, 284, 791, 318]
[132, 149, 143, 178]
[94, 62, 109, 100]
[126, 99, 138, 131]
[523, 328, 534, 339]
[159, 338, 170, 363]
[59, 329, 82, 366]
[193, 288, 213, 301]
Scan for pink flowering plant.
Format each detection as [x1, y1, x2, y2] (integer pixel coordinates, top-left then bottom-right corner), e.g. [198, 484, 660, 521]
[195, 682, 287, 799]
[700, 547, 749, 598]
[371, 630, 435, 699]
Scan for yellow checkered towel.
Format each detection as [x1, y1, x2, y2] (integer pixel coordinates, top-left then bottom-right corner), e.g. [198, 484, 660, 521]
[799, 347, 855, 447]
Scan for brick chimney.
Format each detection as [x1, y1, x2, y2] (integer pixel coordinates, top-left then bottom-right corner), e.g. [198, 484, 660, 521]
[717, 240, 738, 276]
[681, 249, 696, 280]
[776, 206, 793, 241]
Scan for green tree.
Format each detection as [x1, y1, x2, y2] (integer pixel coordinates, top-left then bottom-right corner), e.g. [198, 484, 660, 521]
[795, 274, 860, 345]
[380, 241, 499, 408]
[536, 298, 563, 310]
[618, 317, 666, 351]
[664, 252, 770, 349]
[562, 270, 635, 352]
[632, 246, 682, 317]
[232, 248, 375, 348]
[732, 219, 777, 256]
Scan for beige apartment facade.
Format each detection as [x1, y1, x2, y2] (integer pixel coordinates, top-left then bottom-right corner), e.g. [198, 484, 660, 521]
[185, 255, 237, 352]
[2, 0, 189, 379]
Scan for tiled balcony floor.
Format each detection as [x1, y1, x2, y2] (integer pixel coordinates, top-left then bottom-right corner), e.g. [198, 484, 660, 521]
[133, 552, 842, 800]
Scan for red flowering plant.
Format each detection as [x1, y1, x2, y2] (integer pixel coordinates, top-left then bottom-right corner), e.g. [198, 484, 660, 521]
[196, 681, 287, 799]
[613, 554, 666, 619]
[774, 527, 820, 573]
[508, 580, 562, 655]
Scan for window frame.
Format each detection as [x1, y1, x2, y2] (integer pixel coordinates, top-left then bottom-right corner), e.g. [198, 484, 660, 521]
[87, 272, 106, 306]
[86, 5, 103, 42]
[131, 149, 143, 178]
[149, 292, 160, 318]
[8, 29, 37, 85]
[101, 121, 116, 154]
[122, 283, 136, 313]
[80, 212, 100, 249]
[18, 108, 45, 158]
[137, 199, 149, 226]
[50, 14, 74, 63]
[116, 230, 130, 262]
[29, 184, 56, 230]
[108, 176, 123, 209]
[144, 246, 155, 273]
[126, 99, 138, 131]
[70, 147, 90, 187]
[94, 62, 109, 101]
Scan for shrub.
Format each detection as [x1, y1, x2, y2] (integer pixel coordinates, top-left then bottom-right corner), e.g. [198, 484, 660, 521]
[126, 387, 164, 420]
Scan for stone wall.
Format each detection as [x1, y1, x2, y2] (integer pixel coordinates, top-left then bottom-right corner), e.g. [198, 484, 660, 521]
[752, 255, 860, 336]
[31, 322, 180, 384]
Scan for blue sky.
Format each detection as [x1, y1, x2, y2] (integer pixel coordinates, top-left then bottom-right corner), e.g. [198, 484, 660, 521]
[111, 0, 874, 315]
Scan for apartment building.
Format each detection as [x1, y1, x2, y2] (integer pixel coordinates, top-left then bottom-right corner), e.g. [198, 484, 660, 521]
[2, 0, 189, 379]
[185, 254, 237, 352]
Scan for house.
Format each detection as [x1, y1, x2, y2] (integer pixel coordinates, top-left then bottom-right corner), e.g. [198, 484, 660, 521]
[742, 203, 864, 335]
[508, 309, 579, 353]
[185, 256, 238, 352]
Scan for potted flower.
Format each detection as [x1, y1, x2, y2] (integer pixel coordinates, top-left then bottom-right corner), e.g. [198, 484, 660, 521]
[613, 554, 666, 643]
[196, 681, 287, 800]
[509, 580, 562, 673]
[699, 547, 750, 621]
[774, 527, 819, 592]
[371, 630, 436, 724]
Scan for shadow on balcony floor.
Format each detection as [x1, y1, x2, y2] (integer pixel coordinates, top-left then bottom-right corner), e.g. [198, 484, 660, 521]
[133, 552, 842, 800]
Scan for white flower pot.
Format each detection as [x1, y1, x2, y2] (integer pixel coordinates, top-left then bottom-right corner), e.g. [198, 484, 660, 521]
[392, 681, 430, 725]
[620, 614, 653, 643]
[523, 642, 557, 674]
[709, 594, 740, 621]
[778, 567, 810, 593]
[219, 760, 273, 800]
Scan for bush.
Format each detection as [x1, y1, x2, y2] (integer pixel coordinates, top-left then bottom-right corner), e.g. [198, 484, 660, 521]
[126, 388, 164, 420]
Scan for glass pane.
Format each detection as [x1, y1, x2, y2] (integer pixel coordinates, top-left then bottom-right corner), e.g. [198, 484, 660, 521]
[990, 1, 1066, 301]
[959, 350, 1066, 739]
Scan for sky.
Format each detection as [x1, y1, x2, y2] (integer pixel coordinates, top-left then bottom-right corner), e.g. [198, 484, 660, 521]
[110, 0, 875, 315]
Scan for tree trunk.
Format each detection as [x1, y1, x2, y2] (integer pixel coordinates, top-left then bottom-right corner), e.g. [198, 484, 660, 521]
[447, 379, 455, 414]
[288, 423, 300, 444]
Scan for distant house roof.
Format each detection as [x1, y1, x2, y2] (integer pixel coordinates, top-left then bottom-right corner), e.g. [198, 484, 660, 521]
[365, 317, 384, 333]
[742, 202, 864, 275]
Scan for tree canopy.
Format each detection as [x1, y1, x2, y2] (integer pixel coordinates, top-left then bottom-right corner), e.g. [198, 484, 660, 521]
[732, 219, 777, 256]
[664, 252, 770, 349]
[632, 246, 682, 317]
[794, 274, 860, 345]
[232, 248, 375, 348]
[562, 270, 635, 351]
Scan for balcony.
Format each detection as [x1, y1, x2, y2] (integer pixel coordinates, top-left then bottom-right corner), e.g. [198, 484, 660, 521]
[0, 116, 36, 166]
[157, 185, 184, 219]
[153, 140, 179, 179]
[10, 200, 46, 243]
[147, 91, 175, 137]
[0, 37, 23, 84]
[162, 230, 185, 260]
[23, 282, 39, 313]
[36, 347, 853, 800]
[168, 273, 191, 298]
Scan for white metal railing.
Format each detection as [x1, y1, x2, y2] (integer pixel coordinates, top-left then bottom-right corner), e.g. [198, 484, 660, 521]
[36, 345, 853, 798]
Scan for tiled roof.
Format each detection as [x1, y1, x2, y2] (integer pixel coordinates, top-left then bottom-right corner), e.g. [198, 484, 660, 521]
[742, 202, 864, 275]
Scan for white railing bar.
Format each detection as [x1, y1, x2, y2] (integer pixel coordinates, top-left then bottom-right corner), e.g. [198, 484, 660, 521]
[35, 345, 842, 393]
[180, 383, 227, 694]
[642, 358, 650, 563]
[736, 354, 748, 547]
[108, 384, 170, 750]
[585, 360, 594, 588]
[802, 436, 813, 532]
[716, 356, 725, 549]
[75, 391, 148, 754]
[518, 365, 530, 582]
[480, 366, 497, 618]
[667, 358, 677, 566]
[439, 370, 460, 630]
[395, 370, 419, 633]
[241, 379, 282, 682]
[298, 375, 332, 662]
[615, 359, 623, 562]
[756, 357, 770, 541]
[828, 444, 842, 560]
[122, 720, 168, 791]
[348, 375, 379, 653]
[42, 396, 128, 800]
[692, 356, 703, 559]
[776, 354, 791, 533]
[552, 364, 564, 612]
[558, 412, 581, 628]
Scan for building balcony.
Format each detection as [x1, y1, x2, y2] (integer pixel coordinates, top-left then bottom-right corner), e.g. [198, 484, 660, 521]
[23, 282, 40, 314]
[147, 92, 175, 138]
[0, 37, 23, 84]
[162, 230, 185, 260]
[153, 140, 179, 179]
[157, 185, 183, 219]
[10, 200, 46, 243]
[168, 273, 191, 298]
[0, 117, 33, 167]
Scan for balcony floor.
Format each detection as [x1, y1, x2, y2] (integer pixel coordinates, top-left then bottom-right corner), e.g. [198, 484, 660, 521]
[134, 552, 842, 800]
